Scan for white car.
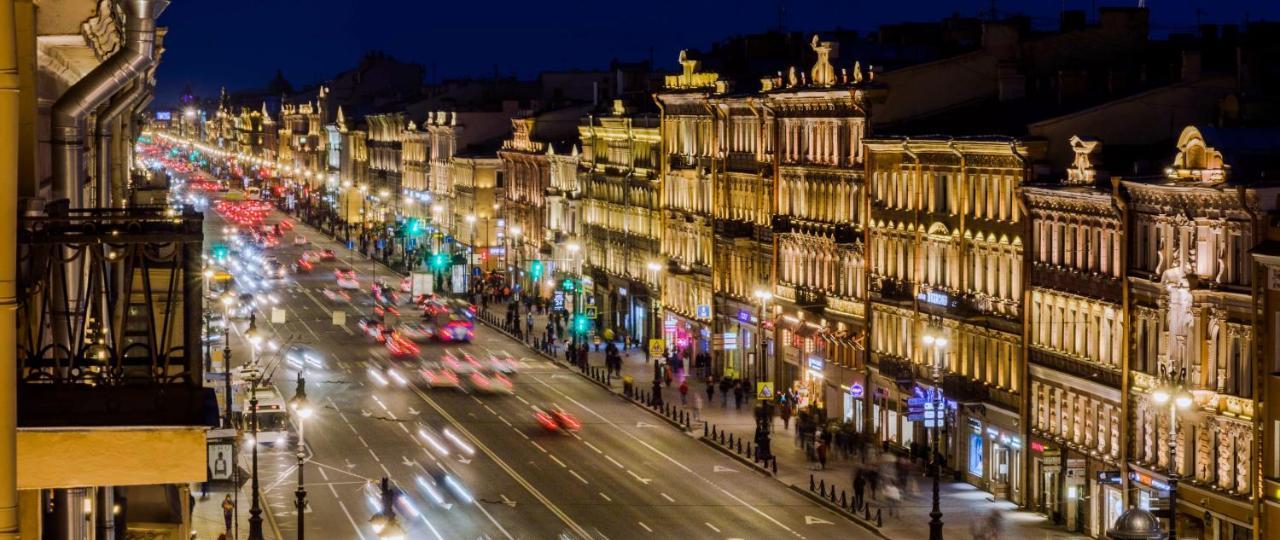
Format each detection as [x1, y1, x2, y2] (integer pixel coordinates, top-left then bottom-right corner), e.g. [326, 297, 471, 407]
[293, 235, 307, 246]
[335, 269, 360, 290]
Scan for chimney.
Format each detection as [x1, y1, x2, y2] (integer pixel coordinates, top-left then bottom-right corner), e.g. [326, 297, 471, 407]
[1181, 50, 1202, 82]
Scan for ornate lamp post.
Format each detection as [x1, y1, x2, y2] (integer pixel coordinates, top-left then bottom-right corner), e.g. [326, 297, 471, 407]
[341, 180, 353, 243]
[465, 214, 478, 294]
[921, 327, 950, 540]
[290, 373, 313, 539]
[647, 260, 664, 407]
[1150, 364, 1193, 539]
[752, 289, 772, 382]
[245, 325, 265, 540]
[220, 294, 235, 429]
[508, 225, 522, 292]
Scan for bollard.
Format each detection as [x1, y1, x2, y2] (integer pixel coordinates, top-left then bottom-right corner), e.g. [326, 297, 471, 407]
[863, 504, 870, 520]
[875, 508, 882, 527]
[746, 442, 752, 458]
[829, 486, 837, 503]
[772, 458, 778, 474]
[719, 431, 725, 445]
[736, 438, 742, 455]
[728, 433, 734, 447]
[818, 479, 825, 496]
[711, 425, 717, 439]
[704, 422, 709, 437]
[841, 490, 847, 509]
[809, 474, 815, 491]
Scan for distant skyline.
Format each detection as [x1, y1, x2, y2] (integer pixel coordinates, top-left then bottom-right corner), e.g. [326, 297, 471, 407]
[154, 0, 1279, 107]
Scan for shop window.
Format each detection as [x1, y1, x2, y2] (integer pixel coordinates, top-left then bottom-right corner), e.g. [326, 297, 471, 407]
[968, 433, 985, 476]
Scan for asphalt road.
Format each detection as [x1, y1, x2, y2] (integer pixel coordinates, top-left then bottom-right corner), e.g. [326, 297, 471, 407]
[204, 200, 874, 540]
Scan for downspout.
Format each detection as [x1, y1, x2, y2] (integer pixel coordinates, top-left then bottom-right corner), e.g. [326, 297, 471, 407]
[50, 0, 167, 206]
[1238, 184, 1263, 539]
[1113, 176, 1132, 508]
[97, 80, 147, 208]
[1008, 139, 1032, 507]
[0, 0, 20, 536]
[114, 81, 153, 206]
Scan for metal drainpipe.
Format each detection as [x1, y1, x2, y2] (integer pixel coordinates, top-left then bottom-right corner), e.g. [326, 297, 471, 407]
[0, 0, 21, 536]
[50, 0, 167, 206]
[97, 80, 148, 208]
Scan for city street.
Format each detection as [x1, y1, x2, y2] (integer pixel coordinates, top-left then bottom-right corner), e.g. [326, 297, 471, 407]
[207, 205, 873, 539]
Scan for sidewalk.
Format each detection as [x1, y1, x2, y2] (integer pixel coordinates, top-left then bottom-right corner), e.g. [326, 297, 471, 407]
[189, 465, 281, 540]
[483, 302, 1087, 540]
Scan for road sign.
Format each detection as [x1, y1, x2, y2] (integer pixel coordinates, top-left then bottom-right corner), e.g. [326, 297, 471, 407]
[584, 305, 597, 319]
[723, 332, 738, 351]
[757, 381, 775, 400]
[649, 339, 665, 360]
[696, 304, 711, 319]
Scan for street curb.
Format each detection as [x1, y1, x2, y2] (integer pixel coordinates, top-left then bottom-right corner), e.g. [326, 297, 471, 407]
[475, 313, 692, 433]
[696, 436, 773, 477]
[787, 483, 890, 538]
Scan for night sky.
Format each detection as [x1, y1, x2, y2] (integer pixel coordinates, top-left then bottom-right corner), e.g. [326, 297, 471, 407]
[154, 0, 1278, 105]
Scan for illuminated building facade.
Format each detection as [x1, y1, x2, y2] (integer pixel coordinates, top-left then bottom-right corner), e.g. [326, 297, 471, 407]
[578, 101, 661, 344]
[655, 54, 722, 361]
[1022, 137, 1125, 534]
[864, 135, 1045, 506]
[764, 40, 878, 420]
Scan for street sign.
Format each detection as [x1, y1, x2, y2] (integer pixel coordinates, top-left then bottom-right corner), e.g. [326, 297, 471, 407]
[756, 382, 775, 400]
[696, 304, 711, 319]
[208, 441, 235, 481]
[584, 305, 597, 319]
[553, 291, 565, 311]
[1096, 470, 1123, 485]
[723, 332, 738, 350]
[649, 339, 665, 360]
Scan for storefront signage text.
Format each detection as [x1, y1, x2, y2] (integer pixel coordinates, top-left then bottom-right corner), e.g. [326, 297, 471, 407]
[917, 290, 950, 307]
[1096, 471, 1123, 485]
[737, 309, 751, 323]
[849, 383, 864, 398]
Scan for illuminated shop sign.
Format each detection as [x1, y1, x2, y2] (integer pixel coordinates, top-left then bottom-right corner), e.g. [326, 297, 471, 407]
[917, 290, 949, 306]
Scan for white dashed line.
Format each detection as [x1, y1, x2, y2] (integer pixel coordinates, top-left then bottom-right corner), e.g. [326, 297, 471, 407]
[368, 448, 380, 462]
[605, 455, 624, 469]
[568, 470, 589, 484]
[583, 441, 603, 454]
[638, 521, 652, 533]
[705, 522, 720, 533]
[530, 441, 548, 453]
[357, 436, 369, 448]
[548, 454, 567, 468]
[660, 492, 675, 503]
[598, 492, 612, 502]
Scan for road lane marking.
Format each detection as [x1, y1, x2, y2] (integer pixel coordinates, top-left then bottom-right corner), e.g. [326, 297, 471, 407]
[532, 374, 806, 538]
[661, 492, 675, 503]
[471, 499, 516, 540]
[705, 522, 721, 533]
[638, 521, 652, 533]
[357, 436, 369, 448]
[511, 427, 529, 440]
[568, 470, 588, 485]
[583, 441, 603, 454]
[368, 448, 380, 462]
[404, 383, 591, 538]
[498, 416, 512, 426]
[335, 500, 367, 540]
[598, 492, 612, 502]
[548, 454, 567, 468]
[530, 441, 548, 453]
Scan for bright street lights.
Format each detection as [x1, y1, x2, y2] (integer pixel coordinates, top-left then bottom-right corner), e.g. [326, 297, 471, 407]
[921, 327, 949, 540]
[290, 372, 312, 539]
[646, 260, 665, 407]
[369, 477, 403, 539]
[1150, 366, 1193, 539]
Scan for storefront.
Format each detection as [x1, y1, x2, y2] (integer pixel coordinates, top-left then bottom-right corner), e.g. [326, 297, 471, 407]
[1128, 466, 1255, 540]
[663, 312, 709, 362]
[1027, 437, 1123, 537]
[959, 405, 1023, 505]
[715, 302, 762, 380]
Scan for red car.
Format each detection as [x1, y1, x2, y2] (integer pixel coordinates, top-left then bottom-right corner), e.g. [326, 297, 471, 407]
[384, 333, 420, 357]
[318, 249, 337, 262]
[533, 406, 580, 432]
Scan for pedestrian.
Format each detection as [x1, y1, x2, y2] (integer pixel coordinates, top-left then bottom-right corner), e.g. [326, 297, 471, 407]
[909, 441, 920, 464]
[780, 403, 792, 430]
[705, 377, 715, 403]
[526, 312, 534, 339]
[733, 382, 744, 410]
[679, 379, 689, 405]
[817, 440, 828, 470]
[884, 482, 901, 518]
[221, 494, 235, 532]
[692, 393, 703, 422]
[719, 377, 731, 407]
[853, 470, 867, 510]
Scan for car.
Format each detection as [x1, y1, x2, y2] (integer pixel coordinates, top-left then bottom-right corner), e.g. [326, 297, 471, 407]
[293, 234, 307, 245]
[335, 268, 359, 290]
[291, 258, 313, 274]
[318, 249, 337, 262]
[468, 371, 514, 394]
[419, 363, 461, 389]
[265, 261, 286, 279]
[397, 321, 435, 343]
[322, 288, 351, 302]
[279, 220, 295, 231]
[487, 352, 519, 375]
[384, 333, 420, 357]
[533, 406, 580, 433]
[357, 318, 384, 339]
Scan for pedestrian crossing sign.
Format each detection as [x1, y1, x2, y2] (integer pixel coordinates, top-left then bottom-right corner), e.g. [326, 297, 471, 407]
[757, 381, 775, 401]
[649, 339, 665, 360]
[585, 305, 597, 319]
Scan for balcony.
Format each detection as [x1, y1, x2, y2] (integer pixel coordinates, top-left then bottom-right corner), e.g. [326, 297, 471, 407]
[872, 276, 915, 303]
[724, 152, 765, 174]
[1029, 262, 1122, 300]
[942, 374, 1020, 412]
[714, 219, 754, 239]
[17, 206, 216, 489]
[1028, 348, 1121, 388]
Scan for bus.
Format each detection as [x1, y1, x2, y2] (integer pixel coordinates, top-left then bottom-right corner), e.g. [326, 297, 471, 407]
[243, 385, 291, 447]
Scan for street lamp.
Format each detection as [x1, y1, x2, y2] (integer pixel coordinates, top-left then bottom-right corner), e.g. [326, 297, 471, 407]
[1150, 364, 1193, 539]
[244, 322, 265, 540]
[465, 214, 478, 294]
[220, 294, 235, 429]
[922, 327, 949, 540]
[752, 289, 772, 381]
[646, 260, 664, 407]
[290, 372, 312, 539]
[508, 225, 522, 291]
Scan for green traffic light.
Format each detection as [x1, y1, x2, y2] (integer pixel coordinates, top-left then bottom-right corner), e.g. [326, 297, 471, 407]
[530, 260, 544, 281]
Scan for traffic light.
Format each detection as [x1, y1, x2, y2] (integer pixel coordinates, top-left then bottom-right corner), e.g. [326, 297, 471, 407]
[403, 218, 424, 237]
[429, 252, 449, 271]
[572, 313, 589, 335]
[211, 243, 229, 261]
[530, 259, 543, 281]
[562, 278, 575, 292]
